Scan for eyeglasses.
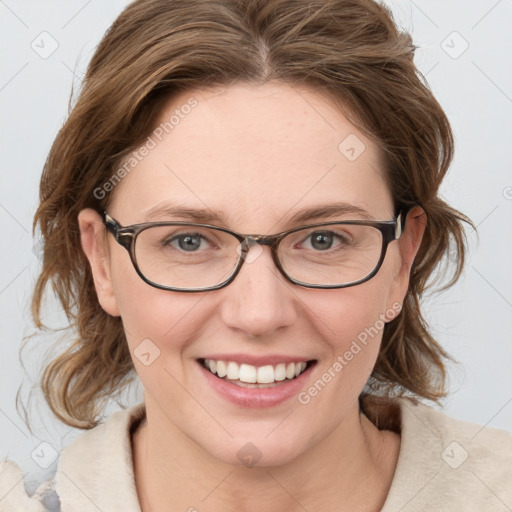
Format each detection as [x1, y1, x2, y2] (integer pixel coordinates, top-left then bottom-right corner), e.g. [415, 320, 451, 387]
[102, 209, 407, 292]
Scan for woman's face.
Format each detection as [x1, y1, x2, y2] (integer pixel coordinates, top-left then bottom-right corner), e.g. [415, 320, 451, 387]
[80, 82, 421, 467]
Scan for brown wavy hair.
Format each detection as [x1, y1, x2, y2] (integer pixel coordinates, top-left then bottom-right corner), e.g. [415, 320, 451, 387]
[27, 0, 473, 428]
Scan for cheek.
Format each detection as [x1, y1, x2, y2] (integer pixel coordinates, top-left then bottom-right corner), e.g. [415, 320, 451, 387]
[112, 272, 212, 413]
[303, 270, 399, 397]
[282, 282, 398, 452]
[109, 257, 207, 361]
[331, 293, 387, 379]
[312, 276, 393, 351]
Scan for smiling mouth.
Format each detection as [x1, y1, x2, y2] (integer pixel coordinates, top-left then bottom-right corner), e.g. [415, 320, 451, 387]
[199, 358, 317, 388]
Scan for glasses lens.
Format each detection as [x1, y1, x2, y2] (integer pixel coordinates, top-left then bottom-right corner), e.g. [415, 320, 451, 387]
[278, 224, 383, 286]
[134, 225, 240, 289]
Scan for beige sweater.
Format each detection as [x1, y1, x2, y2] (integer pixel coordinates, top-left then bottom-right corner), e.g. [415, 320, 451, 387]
[1, 397, 511, 511]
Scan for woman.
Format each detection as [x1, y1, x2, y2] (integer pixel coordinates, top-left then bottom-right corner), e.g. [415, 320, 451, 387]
[1, 0, 511, 510]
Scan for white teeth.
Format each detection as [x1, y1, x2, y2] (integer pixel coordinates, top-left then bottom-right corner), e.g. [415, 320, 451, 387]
[216, 360, 227, 378]
[202, 359, 310, 384]
[226, 361, 238, 380]
[274, 363, 286, 381]
[257, 365, 275, 384]
[295, 363, 305, 377]
[239, 364, 257, 383]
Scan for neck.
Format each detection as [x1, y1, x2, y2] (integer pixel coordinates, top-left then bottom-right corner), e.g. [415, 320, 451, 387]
[132, 399, 400, 512]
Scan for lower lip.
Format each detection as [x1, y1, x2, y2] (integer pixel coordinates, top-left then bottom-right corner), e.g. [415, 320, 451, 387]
[198, 361, 316, 408]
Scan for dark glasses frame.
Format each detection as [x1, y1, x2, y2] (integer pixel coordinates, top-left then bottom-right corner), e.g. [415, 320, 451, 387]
[101, 207, 409, 292]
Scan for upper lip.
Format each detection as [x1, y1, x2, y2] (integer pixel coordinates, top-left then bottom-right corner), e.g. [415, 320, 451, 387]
[199, 354, 316, 367]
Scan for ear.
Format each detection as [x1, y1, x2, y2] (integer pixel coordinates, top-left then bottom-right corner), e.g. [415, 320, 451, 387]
[78, 208, 121, 317]
[386, 205, 426, 316]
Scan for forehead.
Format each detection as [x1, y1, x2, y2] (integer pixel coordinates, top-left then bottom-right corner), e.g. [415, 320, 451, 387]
[110, 82, 393, 229]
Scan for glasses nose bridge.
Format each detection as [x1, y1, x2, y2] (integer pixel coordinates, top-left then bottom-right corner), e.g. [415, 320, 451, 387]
[241, 233, 280, 251]
[236, 233, 287, 284]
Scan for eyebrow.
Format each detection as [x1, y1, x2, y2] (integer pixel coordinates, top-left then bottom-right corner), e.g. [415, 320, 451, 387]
[140, 201, 375, 227]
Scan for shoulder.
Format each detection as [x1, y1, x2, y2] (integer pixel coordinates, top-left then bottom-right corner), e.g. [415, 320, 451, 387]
[382, 397, 512, 512]
[58, 401, 146, 463]
[404, 396, 512, 445]
[0, 402, 145, 512]
[0, 458, 59, 512]
[400, 397, 512, 471]
[54, 402, 145, 512]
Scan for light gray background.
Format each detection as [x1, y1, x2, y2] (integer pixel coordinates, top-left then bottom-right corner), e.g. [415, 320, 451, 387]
[1, 0, 511, 484]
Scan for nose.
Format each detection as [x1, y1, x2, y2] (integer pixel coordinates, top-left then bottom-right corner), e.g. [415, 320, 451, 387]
[218, 243, 297, 338]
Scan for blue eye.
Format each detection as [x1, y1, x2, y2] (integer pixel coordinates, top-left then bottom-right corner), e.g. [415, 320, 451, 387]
[167, 233, 208, 251]
[302, 231, 349, 251]
[310, 232, 335, 250]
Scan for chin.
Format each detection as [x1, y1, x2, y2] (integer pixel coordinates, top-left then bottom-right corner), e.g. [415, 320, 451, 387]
[204, 435, 308, 468]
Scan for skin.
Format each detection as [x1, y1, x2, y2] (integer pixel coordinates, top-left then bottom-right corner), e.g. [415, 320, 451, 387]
[79, 82, 426, 511]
